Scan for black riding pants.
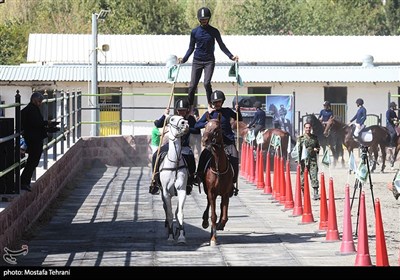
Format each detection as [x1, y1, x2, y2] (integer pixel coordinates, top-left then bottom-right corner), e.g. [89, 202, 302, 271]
[187, 59, 215, 106]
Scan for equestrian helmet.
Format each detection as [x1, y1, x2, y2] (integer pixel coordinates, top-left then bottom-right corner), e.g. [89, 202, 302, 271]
[323, 101, 331, 107]
[254, 101, 262, 108]
[389, 102, 397, 109]
[175, 98, 190, 111]
[356, 98, 364, 106]
[211, 90, 225, 103]
[197, 7, 211, 20]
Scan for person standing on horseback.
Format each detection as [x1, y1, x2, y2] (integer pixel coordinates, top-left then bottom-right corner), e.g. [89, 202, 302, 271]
[247, 101, 266, 138]
[349, 98, 367, 138]
[319, 101, 334, 126]
[149, 98, 200, 195]
[178, 7, 238, 112]
[386, 101, 398, 147]
[297, 122, 321, 200]
[194, 90, 243, 195]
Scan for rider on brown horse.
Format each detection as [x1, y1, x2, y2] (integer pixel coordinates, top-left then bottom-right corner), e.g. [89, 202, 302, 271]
[386, 101, 398, 147]
[194, 90, 243, 195]
[348, 98, 367, 139]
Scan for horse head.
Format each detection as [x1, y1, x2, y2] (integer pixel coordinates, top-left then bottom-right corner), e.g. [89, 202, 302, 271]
[167, 115, 189, 140]
[202, 113, 223, 149]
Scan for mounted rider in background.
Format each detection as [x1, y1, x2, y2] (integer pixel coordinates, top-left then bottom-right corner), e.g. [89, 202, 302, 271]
[319, 101, 334, 126]
[386, 101, 398, 147]
[247, 101, 266, 138]
[349, 98, 367, 138]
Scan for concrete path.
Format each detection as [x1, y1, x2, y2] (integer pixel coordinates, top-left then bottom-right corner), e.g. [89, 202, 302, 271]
[14, 165, 357, 267]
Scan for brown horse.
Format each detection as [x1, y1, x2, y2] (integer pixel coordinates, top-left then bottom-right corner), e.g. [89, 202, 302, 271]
[202, 114, 234, 246]
[324, 117, 390, 173]
[232, 121, 295, 159]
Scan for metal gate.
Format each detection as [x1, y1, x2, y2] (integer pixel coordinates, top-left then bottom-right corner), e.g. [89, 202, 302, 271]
[100, 103, 121, 136]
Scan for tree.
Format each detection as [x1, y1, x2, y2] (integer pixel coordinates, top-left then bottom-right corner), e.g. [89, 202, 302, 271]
[384, 0, 400, 35]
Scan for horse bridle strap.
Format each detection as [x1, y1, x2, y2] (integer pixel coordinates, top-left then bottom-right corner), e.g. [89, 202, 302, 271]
[160, 165, 186, 172]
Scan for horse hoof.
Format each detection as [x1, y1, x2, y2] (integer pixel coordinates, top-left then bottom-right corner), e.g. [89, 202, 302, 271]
[177, 237, 186, 245]
[167, 235, 174, 242]
[210, 240, 217, 246]
[202, 220, 209, 229]
[216, 223, 225, 231]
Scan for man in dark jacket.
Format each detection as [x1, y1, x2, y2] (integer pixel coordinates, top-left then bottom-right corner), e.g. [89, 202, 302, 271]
[20, 92, 58, 192]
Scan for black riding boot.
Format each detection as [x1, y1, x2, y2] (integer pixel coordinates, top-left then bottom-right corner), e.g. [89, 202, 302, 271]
[195, 149, 211, 185]
[230, 156, 239, 196]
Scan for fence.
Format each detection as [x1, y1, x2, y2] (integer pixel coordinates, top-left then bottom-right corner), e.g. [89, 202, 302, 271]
[0, 90, 81, 196]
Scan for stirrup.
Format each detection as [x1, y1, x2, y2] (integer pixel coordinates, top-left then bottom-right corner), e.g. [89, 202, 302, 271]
[149, 184, 160, 195]
[186, 185, 193, 195]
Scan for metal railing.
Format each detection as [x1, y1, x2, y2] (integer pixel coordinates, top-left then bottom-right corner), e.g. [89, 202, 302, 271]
[0, 90, 81, 195]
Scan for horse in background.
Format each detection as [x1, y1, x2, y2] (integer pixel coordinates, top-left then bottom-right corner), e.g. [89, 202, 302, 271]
[323, 117, 358, 159]
[232, 121, 295, 160]
[201, 114, 234, 246]
[323, 117, 390, 172]
[303, 113, 328, 153]
[159, 115, 189, 244]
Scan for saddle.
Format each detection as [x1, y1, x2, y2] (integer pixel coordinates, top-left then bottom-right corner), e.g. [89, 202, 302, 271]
[351, 125, 373, 145]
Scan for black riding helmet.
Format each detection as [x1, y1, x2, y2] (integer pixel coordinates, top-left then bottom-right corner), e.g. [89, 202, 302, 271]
[210, 90, 225, 104]
[197, 7, 211, 21]
[175, 98, 190, 111]
[323, 101, 331, 107]
[390, 102, 397, 109]
[356, 98, 364, 106]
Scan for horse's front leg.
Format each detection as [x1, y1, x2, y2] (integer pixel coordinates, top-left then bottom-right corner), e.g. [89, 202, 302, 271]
[175, 180, 187, 244]
[391, 145, 399, 167]
[209, 193, 218, 246]
[162, 191, 174, 242]
[217, 194, 230, 231]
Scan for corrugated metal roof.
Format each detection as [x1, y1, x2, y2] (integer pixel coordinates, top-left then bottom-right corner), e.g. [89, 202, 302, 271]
[1, 65, 399, 83]
[27, 34, 400, 65]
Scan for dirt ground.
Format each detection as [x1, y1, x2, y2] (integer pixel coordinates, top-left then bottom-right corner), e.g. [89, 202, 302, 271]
[292, 151, 400, 266]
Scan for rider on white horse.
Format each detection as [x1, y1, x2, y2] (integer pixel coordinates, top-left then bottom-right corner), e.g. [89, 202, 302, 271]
[194, 90, 243, 195]
[149, 98, 200, 195]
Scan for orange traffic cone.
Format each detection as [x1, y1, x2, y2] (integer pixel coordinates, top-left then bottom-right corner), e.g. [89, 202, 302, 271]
[354, 191, 372, 266]
[279, 158, 286, 205]
[242, 142, 248, 178]
[300, 168, 314, 224]
[375, 198, 389, 266]
[284, 160, 294, 211]
[263, 151, 272, 194]
[339, 184, 356, 255]
[273, 153, 281, 202]
[325, 177, 340, 241]
[318, 172, 328, 231]
[290, 164, 303, 217]
[249, 145, 255, 183]
[255, 146, 260, 186]
[257, 147, 265, 189]
[240, 141, 245, 176]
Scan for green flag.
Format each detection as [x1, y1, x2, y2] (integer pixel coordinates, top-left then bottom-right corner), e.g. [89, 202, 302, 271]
[228, 63, 236, 77]
[274, 135, 281, 147]
[321, 149, 330, 167]
[290, 143, 299, 162]
[348, 151, 357, 172]
[357, 161, 369, 183]
[256, 131, 264, 145]
[167, 65, 179, 83]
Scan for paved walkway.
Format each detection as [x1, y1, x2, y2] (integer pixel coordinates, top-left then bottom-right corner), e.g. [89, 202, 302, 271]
[13, 164, 359, 267]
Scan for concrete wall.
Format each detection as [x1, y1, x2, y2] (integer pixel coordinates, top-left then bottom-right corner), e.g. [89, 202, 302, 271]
[0, 135, 150, 252]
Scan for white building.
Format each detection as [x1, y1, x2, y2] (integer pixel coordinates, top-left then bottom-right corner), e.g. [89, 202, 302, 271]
[1, 34, 400, 136]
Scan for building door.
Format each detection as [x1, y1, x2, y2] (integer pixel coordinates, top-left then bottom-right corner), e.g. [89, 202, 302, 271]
[324, 87, 347, 123]
[99, 87, 121, 136]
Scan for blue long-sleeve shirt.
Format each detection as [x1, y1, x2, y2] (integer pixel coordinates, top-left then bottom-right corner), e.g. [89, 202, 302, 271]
[154, 114, 200, 147]
[195, 108, 242, 145]
[247, 108, 266, 127]
[350, 106, 367, 125]
[319, 109, 333, 122]
[182, 25, 233, 63]
[386, 109, 398, 126]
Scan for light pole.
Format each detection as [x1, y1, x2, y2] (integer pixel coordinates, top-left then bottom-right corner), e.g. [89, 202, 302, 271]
[91, 9, 110, 136]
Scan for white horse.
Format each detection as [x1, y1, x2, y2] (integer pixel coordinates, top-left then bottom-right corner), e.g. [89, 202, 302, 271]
[159, 115, 189, 244]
